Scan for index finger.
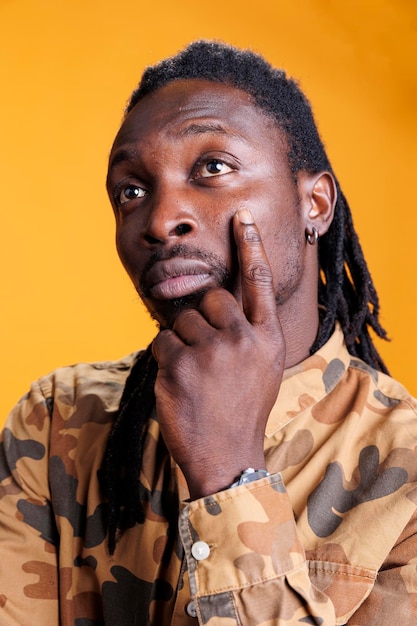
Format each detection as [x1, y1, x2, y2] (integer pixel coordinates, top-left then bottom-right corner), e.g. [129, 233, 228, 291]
[233, 208, 278, 325]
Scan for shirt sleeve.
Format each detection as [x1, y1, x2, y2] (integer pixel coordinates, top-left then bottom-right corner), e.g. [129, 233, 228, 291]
[178, 473, 336, 625]
[0, 381, 60, 626]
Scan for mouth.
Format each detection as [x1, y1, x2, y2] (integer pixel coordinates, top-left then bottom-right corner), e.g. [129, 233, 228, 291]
[145, 259, 216, 300]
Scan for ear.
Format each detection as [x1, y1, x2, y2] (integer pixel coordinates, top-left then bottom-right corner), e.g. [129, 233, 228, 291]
[298, 171, 337, 237]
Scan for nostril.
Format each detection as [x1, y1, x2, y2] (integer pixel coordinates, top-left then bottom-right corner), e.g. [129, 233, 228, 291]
[175, 224, 192, 236]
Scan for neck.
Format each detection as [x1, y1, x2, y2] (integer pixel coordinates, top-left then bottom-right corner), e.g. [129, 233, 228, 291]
[280, 301, 320, 369]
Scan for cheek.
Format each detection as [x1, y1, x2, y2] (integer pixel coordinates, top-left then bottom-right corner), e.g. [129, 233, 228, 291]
[255, 209, 305, 276]
[115, 225, 141, 278]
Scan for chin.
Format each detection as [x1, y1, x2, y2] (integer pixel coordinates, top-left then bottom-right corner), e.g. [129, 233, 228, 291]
[144, 289, 210, 330]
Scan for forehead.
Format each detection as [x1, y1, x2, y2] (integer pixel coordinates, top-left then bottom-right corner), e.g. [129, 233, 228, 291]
[109, 79, 287, 162]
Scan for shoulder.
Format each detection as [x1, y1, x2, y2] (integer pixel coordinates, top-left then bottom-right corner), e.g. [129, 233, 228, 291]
[37, 351, 142, 416]
[316, 324, 417, 418]
[4, 351, 144, 439]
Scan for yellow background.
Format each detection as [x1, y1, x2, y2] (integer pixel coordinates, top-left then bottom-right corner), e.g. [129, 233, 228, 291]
[1, 0, 416, 423]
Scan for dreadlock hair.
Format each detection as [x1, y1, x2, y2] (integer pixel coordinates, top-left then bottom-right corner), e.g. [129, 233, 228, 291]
[102, 40, 389, 553]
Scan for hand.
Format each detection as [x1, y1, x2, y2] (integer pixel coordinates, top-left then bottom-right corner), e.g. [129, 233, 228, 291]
[152, 209, 285, 499]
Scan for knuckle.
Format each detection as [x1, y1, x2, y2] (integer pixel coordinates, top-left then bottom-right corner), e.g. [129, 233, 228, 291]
[175, 308, 197, 326]
[176, 351, 195, 375]
[200, 287, 224, 306]
[242, 261, 273, 285]
[152, 330, 166, 354]
[226, 317, 250, 341]
[152, 329, 182, 364]
[241, 225, 261, 244]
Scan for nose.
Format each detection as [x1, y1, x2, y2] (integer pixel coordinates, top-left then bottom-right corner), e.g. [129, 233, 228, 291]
[140, 187, 198, 247]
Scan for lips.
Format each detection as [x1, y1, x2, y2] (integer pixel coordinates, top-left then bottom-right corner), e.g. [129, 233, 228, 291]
[145, 259, 215, 300]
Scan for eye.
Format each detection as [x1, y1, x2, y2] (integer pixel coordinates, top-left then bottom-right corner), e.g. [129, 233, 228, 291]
[117, 184, 147, 205]
[198, 159, 233, 178]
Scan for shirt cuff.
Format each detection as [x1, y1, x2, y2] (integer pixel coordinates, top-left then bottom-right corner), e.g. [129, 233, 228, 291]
[179, 472, 305, 597]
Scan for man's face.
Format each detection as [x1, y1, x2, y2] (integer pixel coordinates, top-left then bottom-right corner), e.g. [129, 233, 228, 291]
[107, 79, 308, 329]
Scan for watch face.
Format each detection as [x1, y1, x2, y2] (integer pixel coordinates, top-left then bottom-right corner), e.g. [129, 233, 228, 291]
[239, 469, 270, 485]
[230, 468, 270, 489]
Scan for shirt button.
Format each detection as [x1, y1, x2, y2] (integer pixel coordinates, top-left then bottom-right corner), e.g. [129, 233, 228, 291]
[191, 541, 210, 561]
[185, 600, 198, 618]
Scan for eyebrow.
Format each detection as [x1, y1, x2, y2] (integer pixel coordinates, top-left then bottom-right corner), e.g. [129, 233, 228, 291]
[108, 148, 138, 171]
[108, 122, 247, 172]
[177, 122, 247, 143]
[177, 122, 229, 137]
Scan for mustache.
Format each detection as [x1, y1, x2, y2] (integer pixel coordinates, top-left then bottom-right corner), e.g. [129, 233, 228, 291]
[139, 244, 232, 298]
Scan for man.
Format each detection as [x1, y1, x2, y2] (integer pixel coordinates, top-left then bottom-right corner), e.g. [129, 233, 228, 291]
[0, 41, 416, 625]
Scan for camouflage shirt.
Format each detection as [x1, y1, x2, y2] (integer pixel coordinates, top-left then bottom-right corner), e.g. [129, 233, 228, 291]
[1, 325, 417, 625]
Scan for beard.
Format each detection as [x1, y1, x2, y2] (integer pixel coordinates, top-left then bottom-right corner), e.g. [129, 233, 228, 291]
[137, 231, 305, 330]
[138, 244, 234, 329]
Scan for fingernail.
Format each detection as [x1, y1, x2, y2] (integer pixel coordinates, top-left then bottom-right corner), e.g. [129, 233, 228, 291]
[237, 209, 254, 224]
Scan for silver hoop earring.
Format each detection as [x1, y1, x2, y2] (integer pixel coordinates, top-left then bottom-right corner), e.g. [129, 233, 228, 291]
[306, 226, 319, 245]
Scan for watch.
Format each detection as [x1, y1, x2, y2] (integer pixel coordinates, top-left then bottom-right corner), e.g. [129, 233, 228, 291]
[230, 467, 270, 488]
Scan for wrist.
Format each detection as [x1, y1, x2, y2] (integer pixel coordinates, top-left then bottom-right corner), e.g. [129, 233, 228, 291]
[183, 449, 267, 499]
[186, 461, 269, 500]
